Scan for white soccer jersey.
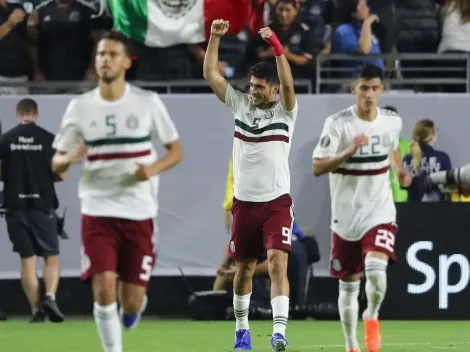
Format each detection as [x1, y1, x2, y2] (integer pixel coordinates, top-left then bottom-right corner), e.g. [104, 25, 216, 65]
[53, 84, 179, 220]
[312, 106, 402, 241]
[225, 84, 298, 202]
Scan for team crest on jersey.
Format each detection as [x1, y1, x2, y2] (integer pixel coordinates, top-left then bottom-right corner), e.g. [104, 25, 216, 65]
[155, 0, 197, 19]
[126, 115, 139, 130]
[320, 135, 330, 148]
[264, 110, 274, 120]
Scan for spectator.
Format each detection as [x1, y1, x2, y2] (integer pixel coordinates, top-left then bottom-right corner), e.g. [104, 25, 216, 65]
[331, 0, 385, 78]
[402, 119, 452, 202]
[27, 0, 100, 86]
[0, 0, 28, 94]
[255, 0, 321, 79]
[437, 0, 470, 92]
[383, 106, 411, 203]
[368, 0, 396, 54]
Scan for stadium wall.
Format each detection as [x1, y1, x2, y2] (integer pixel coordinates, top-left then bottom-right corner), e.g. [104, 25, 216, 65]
[0, 94, 470, 319]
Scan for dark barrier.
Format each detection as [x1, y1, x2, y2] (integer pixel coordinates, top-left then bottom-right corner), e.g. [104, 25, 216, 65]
[382, 203, 470, 320]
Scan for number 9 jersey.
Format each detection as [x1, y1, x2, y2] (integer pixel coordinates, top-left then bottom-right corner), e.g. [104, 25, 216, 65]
[312, 106, 402, 242]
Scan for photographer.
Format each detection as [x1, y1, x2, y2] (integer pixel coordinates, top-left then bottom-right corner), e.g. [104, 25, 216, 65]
[0, 98, 65, 323]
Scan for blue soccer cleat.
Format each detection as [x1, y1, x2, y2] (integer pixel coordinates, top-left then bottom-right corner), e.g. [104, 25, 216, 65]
[234, 329, 252, 350]
[120, 295, 148, 330]
[270, 333, 288, 351]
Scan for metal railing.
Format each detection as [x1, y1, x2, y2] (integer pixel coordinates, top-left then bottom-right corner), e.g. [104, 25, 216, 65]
[316, 53, 470, 94]
[0, 78, 313, 95]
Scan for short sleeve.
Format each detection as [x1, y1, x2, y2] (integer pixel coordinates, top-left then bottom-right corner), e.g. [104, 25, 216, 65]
[280, 100, 298, 120]
[312, 117, 341, 159]
[390, 117, 403, 151]
[0, 134, 8, 159]
[225, 84, 244, 113]
[52, 99, 81, 152]
[150, 94, 179, 145]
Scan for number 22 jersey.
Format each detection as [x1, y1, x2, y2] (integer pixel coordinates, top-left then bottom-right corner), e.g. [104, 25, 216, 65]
[312, 106, 402, 241]
[53, 84, 179, 220]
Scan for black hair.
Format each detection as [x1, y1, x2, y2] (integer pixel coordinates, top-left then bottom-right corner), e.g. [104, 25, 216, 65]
[356, 64, 384, 80]
[99, 30, 133, 57]
[382, 105, 397, 113]
[337, 0, 361, 24]
[16, 98, 38, 115]
[249, 62, 279, 85]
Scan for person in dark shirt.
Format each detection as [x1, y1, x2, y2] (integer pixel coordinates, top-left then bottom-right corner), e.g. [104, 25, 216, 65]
[255, 0, 322, 78]
[27, 0, 100, 84]
[0, 0, 29, 94]
[402, 119, 452, 202]
[0, 98, 65, 323]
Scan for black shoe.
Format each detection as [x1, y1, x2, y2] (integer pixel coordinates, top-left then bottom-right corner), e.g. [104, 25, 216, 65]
[30, 310, 45, 323]
[41, 297, 64, 323]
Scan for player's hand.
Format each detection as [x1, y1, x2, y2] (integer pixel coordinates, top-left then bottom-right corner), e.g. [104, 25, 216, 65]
[8, 9, 26, 26]
[217, 263, 236, 277]
[135, 163, 154, 181]
[259, 27, 274, 41]
[68, 138, 87, 164]
[224, 210, 232, 234]
[346, 133, 368, 156]
[398, 169, 412, 188]
[211, 19, 229, 37]
[364, 14, 380, 25]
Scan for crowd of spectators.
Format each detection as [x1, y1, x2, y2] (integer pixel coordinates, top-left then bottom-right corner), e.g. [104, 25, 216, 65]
[0, 0, 469, 93]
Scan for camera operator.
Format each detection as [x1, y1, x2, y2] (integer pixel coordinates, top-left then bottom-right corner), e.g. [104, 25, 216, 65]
[0, 98, 65, 323]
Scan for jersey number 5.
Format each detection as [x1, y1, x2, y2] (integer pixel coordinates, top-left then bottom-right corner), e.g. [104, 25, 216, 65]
[374, 229, 395, 253]
[139, 255, 153, 282]
[106, 115, 116, 136]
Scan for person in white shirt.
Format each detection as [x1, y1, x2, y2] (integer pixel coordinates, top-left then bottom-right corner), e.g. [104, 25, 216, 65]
[312, 64, 411, 352]
[51, 30, 183, 352]
[203, 19, 298, 352]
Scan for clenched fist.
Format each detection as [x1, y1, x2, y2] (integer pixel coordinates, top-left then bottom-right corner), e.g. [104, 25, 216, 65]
[258, 27, 273, 40]
[211, 19, 229, 37]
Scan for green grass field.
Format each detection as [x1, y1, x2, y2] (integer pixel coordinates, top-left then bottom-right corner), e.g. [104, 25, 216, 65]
[0, 319, 467, 351]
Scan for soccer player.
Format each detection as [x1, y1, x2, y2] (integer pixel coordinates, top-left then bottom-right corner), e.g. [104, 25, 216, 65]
[51, 31, 183, 352]
[203, 19, 298, 352]
[312, 64, 411, 352]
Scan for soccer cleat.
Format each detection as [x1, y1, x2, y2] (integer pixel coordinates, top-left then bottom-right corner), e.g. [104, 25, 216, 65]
[270, 333, 288, 351]
[41, 297, 64, 323]
[233, 329, 252, 350]
[30, 310, 46, 323]
[121, 295, 148, 330]
[363, 311, 382, 352]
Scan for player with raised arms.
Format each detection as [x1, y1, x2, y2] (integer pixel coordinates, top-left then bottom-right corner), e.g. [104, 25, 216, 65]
[51, 31, 183, 352]
[203, 19, 298, 352]
[312, 64, 411, 352]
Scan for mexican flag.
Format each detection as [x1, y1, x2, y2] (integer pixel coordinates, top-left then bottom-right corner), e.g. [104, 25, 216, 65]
[104, 0, 254, 48]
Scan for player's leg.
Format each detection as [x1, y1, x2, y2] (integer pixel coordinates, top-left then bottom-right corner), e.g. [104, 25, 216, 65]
[30, 209, 64, 322]
[82, 215, 122, 352]
[229, 198, 264, 351]
[263, 194, 295, 351]
[330, 233, 363, 352]
[361, 224, 397, 352]
[5, 210, 43, 322]
[118, 218, 156, 330]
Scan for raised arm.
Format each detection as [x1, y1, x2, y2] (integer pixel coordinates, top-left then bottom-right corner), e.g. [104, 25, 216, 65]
[259, 27, 296, 111]
[203, 20, 230, 103]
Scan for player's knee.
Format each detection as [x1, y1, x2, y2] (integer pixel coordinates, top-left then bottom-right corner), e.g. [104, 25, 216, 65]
[121, 296, 141, 314]
[92, 273, 117, 306]
[267, 249, 288, 279]
[365, 257, 387, 290]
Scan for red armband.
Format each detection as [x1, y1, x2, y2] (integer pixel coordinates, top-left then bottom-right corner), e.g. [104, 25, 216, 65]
[267, 33, 283, 56]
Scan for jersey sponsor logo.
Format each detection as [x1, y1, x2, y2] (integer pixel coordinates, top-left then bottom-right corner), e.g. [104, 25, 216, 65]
[320, 135, 330, 148]
[155, 0, 197, 19]
[126, 115, 139, 130]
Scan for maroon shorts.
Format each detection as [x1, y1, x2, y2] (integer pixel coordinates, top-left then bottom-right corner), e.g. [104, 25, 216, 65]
[228, 194, 294, 260]
[330, 223, 397, 279]
[81, 215, 157, 287]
